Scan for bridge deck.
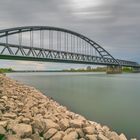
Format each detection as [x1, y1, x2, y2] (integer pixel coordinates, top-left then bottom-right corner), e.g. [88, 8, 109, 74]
[0, 43, 139, 68]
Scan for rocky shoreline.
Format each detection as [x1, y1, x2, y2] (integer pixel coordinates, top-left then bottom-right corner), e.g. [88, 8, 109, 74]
[0, 74, 136, 140]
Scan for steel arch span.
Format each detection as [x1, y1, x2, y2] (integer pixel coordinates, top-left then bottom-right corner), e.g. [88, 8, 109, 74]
[0, 26, 139, 68]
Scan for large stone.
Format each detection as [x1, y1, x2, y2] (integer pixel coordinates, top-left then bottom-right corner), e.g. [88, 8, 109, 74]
[1, 96, 8, 101]
[95, 124, 102, 132]
[75, 115, 86, 122]
[22, 138, 32, 140]
[102, 126, 110, 132]
[0, 125, 6, 135]
[6, 135, 21, 140]
[50, 131, 64, 140]
[22, 118, 30, 124]
[43, 128, 58, 140]
[32, 118, 46, 134]
[70, 119, 84, 128]
[119, 133, 127, 140]
[31, 133, 41, 140]
[31, 106, 39, 115]
[11, 96, 18, 100]
[44, 119, 60, 131]
[63, 131, 78, 140]
[59, 119, 69, 131]
[0, 88, 3, 93]
[76, 128, 85, 138]
[0, 120, 8, 128]
[17, 102, 24, 108]
[3, 112, 17, 119]
[85, 134, 97, 140]
[0, 104, 5, 111]
[98, 134, 109, 140]
[106, 131, 120, 140]
[65, 128, 75, 134]
[10, 123, 32, 138]
[83, 126, 96, 135]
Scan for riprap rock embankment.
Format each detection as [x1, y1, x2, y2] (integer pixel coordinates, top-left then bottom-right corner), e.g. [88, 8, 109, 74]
[0, 74, 135, 140]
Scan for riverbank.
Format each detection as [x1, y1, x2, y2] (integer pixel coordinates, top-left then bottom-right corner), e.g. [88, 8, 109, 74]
[0, 74, 135, 140]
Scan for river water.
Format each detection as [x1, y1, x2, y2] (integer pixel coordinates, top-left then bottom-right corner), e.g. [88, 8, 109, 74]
[7, 72, 140, 139]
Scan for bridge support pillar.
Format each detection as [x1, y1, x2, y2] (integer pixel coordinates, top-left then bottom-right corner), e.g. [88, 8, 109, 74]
[106, 66, 122, 74]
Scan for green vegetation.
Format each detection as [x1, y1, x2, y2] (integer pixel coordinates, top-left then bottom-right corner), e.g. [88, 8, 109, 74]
[122, 67, 133, 73]
[63, 66, 134, 73]
[0, 66, 135, 73]
[0, 68, 13, 73]
[63, 66, 106, 72]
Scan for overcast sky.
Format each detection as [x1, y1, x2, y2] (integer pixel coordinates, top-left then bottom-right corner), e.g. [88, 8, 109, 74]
[0, 0, 140, 70]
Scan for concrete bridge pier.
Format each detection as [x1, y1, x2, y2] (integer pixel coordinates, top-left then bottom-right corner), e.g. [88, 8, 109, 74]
[106, 65, 122, 74]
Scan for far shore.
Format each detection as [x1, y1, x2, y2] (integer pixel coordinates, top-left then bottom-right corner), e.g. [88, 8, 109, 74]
[0, 66, 136, 74]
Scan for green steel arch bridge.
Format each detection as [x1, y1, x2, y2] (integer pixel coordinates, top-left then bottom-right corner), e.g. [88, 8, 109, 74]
[0, 26, 139, 71]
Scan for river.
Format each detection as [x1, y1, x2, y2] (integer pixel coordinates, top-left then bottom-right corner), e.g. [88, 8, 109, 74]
[7, 72, 140, 139]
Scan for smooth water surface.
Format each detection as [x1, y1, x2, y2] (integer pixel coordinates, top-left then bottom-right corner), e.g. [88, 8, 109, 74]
[8, 72, 140, 139]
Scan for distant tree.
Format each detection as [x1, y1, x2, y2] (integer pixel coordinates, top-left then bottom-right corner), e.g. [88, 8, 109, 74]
[86, 66, 91, 71]
[0, 68, 13, 73]
[70, 68, 75, 71]
[123, 67, 132, 72]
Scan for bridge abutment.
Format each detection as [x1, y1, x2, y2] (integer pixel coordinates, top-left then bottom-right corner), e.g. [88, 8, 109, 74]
[106, 66, 122, 74]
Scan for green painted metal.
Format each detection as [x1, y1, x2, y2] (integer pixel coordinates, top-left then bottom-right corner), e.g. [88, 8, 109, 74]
[0, 55, 112, 66]
[0, 55, 139, 68]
